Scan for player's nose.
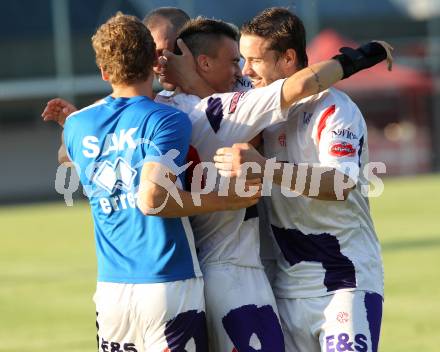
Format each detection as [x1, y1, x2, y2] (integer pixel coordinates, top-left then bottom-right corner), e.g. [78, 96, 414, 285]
[241, 60, 253, 77]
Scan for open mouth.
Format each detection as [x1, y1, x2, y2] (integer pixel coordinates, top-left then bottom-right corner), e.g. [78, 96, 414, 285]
[250, 78, 263, 87]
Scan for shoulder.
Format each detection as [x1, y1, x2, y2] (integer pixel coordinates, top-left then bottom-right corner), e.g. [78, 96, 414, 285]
[64, 99, 106, 131]
[146, 100, 191, 132]
[155, 90, 201, 114]
[304, 88, 364, 123]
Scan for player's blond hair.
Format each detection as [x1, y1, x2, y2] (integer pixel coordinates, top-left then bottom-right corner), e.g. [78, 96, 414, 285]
[92, 12, 156, 85]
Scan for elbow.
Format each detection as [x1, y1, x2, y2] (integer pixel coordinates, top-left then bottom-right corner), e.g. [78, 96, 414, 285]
[58, 146, 70, 165]
[137, 184, 168, 216]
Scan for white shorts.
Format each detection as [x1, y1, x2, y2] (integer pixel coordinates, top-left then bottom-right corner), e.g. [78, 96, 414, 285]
[203, 264, 285, 352]
[277, 290, 383, 352]
[94, 278, 207, 352]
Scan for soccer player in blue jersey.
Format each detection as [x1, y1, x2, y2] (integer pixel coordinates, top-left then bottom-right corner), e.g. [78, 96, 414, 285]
[61, 13, 259, 352]
[44, 10, 392, 351]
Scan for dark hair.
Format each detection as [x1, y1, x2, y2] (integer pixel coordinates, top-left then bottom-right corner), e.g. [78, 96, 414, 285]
[241, 7, 308, 69]
[176, 17, 239, 57]
[143, 7, 190, 32]
[92, 12, 155, 85]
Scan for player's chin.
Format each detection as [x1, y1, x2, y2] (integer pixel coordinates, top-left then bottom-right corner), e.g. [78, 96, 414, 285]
[251, 78, 264, 88]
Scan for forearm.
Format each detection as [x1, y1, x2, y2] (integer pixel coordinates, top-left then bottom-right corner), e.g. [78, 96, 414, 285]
[272, 162, 354, 201]
[281, 60, 343, 109]
[160, 189, 228, 217]
[58, 132, 71, 164]
[137, 184, 229, 217]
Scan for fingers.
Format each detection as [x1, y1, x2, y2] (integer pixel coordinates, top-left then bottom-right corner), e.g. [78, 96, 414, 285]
[162, 49, 177, 61]
[215, 147, 233, 157]
[214, 148, 234, 173]
[243, 180, 262, 194]
[374, 40, 394, 71]
[176, 39, 193, 58]
[42, 100, 61, 121]
[41, 98, 77, 126]
[213, 152, 233, 165]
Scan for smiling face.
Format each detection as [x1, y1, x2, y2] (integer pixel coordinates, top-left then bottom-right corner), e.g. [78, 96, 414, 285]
[198, 36, 242, 93]
[239, 34, 288, 88]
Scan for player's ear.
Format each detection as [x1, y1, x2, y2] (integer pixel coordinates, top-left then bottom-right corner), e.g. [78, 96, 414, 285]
[196, 54, 210, 73]
[282, 48, 297, 70]
[100, 67, 110, 82]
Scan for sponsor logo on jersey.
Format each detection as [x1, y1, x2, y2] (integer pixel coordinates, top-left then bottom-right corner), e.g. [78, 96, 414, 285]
[278, 133, 286, 147]
[228, 91, 246, 114]
[82, 128, 138, 158]
[331, 128, 358, 140]
[93, 157, 137, 194]
[99, 338, 138, 352]
[234, 77, 253, 89]
[336, 311, 349, 324]
[329, 141, 356, 157]
[326, 333, 368, 352]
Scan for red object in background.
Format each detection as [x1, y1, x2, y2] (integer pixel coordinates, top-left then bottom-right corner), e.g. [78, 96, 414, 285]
[307, 29, 432, 94]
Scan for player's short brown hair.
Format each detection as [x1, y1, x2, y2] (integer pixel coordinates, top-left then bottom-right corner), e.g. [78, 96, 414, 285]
[92, 12, 156, 85]
[176, 17, 239, 58]
[241, 7, 308, 69]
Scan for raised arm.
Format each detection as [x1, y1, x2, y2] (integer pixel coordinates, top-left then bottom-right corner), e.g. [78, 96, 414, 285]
[161, 40, 393, 105]
[280, 41, 393, 109]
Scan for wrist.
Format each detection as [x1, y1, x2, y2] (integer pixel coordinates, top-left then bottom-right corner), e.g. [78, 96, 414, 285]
[332, 42, 386, 79]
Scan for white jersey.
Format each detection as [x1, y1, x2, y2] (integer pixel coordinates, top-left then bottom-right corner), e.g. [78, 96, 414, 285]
[155, 79, 289, 268]
[263, 88, 384, 299]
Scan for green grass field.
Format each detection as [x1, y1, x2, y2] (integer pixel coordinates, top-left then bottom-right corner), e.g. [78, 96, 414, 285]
[1, 174, 439, 351]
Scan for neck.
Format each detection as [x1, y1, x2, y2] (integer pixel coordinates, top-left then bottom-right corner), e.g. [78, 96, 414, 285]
[111, 76, 154, 99]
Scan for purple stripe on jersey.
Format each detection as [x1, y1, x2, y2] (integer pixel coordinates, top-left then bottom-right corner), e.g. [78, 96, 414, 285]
[222, 304, 285, 351]
[272, 226, 356, 292]
[365, 292, 383, 352]
[206, 97, 223, 133]
[164, 310, 208, 351]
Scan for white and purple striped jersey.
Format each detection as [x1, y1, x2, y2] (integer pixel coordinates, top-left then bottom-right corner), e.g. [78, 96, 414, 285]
[155, 79, 290, 268]
[262, 88, 384, 299]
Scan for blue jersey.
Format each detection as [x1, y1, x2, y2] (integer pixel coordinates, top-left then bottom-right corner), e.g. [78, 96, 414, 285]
[64, 95, 201, 284]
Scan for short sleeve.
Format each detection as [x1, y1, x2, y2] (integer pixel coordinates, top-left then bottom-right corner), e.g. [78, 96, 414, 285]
[142, 110, 192, 176]
[190, 79, 289, 145]
[314, 98, 366, 183]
